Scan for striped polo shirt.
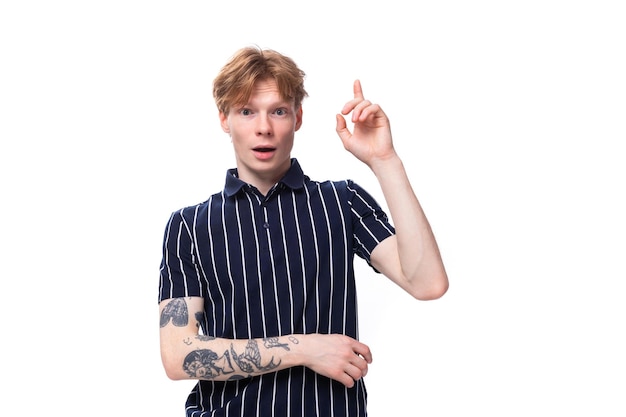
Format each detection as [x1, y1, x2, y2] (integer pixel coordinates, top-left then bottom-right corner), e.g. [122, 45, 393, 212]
[159, 158, 395, 417]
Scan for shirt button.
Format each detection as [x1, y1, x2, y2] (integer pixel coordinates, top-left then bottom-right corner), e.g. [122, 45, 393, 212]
[263, 222, 270, 229]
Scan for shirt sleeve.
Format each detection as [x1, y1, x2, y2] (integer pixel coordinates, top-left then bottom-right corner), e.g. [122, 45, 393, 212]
[345, 180, 395, 268]
[158, 208, 204, 303]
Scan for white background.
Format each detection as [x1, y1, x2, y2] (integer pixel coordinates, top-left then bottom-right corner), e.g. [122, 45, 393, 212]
[1, 1, 625, 416]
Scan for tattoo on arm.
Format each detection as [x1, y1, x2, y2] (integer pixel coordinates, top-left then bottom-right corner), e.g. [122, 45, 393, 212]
[195, 311, 204, 330]
[183, 349, 235, 378]
[263, 337, 290, 351]
[182, 340, 282, 380]
[160, 299, 188, 327]
[231, 340, 281, 373]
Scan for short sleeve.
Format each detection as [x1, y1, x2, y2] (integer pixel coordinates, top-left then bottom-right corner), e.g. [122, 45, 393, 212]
[158, 209, 204, 303]
[345, 180, 395, 267]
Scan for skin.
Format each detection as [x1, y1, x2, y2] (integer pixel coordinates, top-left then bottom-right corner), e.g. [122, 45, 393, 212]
[218, 78, 302, 196]
[159, 78, 449, 387]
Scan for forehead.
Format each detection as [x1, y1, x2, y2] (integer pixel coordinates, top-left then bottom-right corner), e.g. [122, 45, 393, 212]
[243, 79, 294, 106]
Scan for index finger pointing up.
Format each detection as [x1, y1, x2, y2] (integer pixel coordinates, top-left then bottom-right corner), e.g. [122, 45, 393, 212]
[353, 79, 364, 99]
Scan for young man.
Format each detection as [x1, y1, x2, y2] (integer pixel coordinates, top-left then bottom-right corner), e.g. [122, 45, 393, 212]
[158, 46, 448, 417]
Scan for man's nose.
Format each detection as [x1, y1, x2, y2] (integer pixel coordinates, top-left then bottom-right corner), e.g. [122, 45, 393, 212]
[255, 113, 272, 136]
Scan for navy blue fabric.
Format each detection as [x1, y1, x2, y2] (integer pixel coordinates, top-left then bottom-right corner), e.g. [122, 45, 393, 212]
[159, 159, 395, 417]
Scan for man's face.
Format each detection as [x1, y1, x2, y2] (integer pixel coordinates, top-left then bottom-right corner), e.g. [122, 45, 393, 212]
[219, 78, 303, 187]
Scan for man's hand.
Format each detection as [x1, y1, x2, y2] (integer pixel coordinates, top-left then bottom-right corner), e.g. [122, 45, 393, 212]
[297, 333, 372, 388]
[335, 79, 396, 166]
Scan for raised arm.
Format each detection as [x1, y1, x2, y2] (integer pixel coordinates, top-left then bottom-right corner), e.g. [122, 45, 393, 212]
[335, 80, 449, 300]
[159, 296, 372, 387]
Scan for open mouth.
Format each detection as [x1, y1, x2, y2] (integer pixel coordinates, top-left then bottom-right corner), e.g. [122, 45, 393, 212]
[252, 147, 276, 160]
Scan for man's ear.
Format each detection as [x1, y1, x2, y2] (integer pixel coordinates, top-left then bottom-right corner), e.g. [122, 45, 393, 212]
[295, 106, 303, 131]
[219, 112, 230, 134]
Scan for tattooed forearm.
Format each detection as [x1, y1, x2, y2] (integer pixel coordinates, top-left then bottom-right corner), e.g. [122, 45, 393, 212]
[231, 340, 281, 373]
[160, 299, 189, 327]
[182, 339, 283, 380]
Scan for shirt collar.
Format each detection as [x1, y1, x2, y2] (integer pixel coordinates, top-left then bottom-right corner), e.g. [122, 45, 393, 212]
[224, 158, 305, 197]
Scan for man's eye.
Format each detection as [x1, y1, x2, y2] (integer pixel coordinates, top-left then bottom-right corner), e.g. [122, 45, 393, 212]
[241, 109, 251, 116]
[275, 108, 286, 116]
